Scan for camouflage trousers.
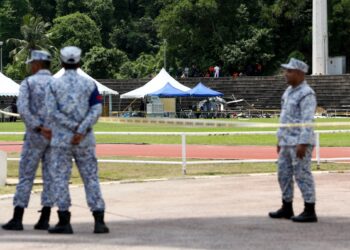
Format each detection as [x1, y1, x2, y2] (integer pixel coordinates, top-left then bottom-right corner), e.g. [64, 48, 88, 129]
[50, 146, 105, 211]
[277, 146, 316, 203]
[13, 138, 53, 208]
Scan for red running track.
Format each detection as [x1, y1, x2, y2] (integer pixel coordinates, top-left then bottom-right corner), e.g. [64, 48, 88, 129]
[1, 143, 350, 159]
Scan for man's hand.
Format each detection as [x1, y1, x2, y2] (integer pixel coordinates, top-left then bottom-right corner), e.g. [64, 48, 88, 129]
[296, 144, 308, 159]
[277, 145, 281, 154]
[40, 127, 52, 140]
[71, 133, 84, 145]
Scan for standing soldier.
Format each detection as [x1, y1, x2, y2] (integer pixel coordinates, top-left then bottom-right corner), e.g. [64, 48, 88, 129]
[2, 50, 54, 230]
[46, 46, 109, 234]
[269, 58, 318, 223]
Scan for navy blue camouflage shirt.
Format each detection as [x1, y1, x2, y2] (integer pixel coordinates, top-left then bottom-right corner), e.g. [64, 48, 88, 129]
[277, 81, 317, 146]
[45, 69, 102, 148]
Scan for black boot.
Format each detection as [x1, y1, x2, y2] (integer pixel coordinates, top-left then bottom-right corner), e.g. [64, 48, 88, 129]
[34, 206, 51, 230]
[93, 211, 109, 234]
[292, 202, 318, 223]
[2, 206, 24, 230]
[48, 211, 74, 234]
[269, 200, 294, 219]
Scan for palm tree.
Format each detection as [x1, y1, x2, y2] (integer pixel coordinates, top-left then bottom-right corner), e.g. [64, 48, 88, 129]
[7, 15, 56, 62]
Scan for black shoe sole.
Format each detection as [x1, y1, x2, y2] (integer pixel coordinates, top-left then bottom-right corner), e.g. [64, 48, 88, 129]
[2, 227, 23, 230]
[34, 224, 49, 230]
[94, 228, 110, 234]
[292, 218, 318, 223]
[268, 213, 294, 219]
[48, 226, 74, 234]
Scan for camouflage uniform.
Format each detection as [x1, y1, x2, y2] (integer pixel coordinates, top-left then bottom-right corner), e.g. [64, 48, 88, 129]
[277, 81, 316, 203]
[45, 69, 105, 211]
[14, 69, 54, 208]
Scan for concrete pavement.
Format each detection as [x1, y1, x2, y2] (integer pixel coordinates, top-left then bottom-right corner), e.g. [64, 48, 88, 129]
[1, 173, 350, 249]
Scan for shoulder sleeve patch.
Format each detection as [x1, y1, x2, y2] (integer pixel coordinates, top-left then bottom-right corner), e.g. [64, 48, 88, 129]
[89, 85, 102, 106]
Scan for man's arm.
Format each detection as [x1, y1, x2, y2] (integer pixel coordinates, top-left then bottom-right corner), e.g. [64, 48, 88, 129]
[297, 93, 316, 159]
[45, 82, 79, 131]
[17, 79, 42, 131]
[76, 86, 102, 135]
[298, 93, 316, 145]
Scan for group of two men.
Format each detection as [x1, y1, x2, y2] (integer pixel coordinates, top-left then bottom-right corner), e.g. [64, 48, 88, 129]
[2, 46, 109, 234]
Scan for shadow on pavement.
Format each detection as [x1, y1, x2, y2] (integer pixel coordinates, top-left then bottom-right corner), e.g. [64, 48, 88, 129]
[0, 216, 350, 250]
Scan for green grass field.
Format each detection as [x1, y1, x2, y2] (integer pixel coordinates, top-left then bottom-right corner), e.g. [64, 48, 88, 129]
[1, 118, 350, 146]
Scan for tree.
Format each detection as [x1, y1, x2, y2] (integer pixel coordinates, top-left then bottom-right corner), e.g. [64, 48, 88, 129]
[329, 0, 350, 69]
[260, 0, 312, 70]
[109, 17, 158, 59]
[29, 0, 56, 22]
[222, 4, 274, 73]
[49, 12, 102, 53]
[56, 0, 86, 16]
[5, 15, 55, 79]
[117, 46, 165, 79]
[7, 15, 54, 62]
[0, 0, 30, 66]
[84, 0, 115, 43]
[156, 1, 274, 74]
[82, 46, 128, 79]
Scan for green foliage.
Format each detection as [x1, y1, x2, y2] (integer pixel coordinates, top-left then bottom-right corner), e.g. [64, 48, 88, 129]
[329, 0, 350, 62]
[117, 54, 157, 79]
[1, 0, 350, 78]
[82, 46, 128, 78]
[49, 12, 102, 53]
[0, 0, 30, 66]
[287, 50, 306, 61]
[29, 0, 56, 21]
[56, 0, 86, 16]
[109, 17, 158, 59]
[4, 60, 27, 80]
[7, 15, 53, 61]
[5, 15, 54, 79]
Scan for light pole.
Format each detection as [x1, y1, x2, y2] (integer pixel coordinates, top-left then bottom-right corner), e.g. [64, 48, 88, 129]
[0, 41, 3, 73]
[312, 0, 328, 75]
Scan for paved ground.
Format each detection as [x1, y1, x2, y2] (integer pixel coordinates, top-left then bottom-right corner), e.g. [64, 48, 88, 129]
[1, 172, 350, 249]
[1, 143, 350, 159]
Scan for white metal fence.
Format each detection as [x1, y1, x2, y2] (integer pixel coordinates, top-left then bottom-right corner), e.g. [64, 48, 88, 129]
[2, 130, 350, 175]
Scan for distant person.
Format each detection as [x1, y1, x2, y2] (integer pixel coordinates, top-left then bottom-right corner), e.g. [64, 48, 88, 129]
[46, 46, 109, 234]
[269, 58, 318, 223]
[209, 66, 214, 77]
[2, 50, 54, 231]
[214, 65, 220, 78]
[190, 64, 199, 77]
[10, 98, 18, 122]
[184, 66, 190, 78]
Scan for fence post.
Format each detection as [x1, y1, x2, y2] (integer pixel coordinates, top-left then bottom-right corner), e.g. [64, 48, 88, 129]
[0, 150, 7, 186]
[182, 133, 187, 175]
[316, 132, 320, 170]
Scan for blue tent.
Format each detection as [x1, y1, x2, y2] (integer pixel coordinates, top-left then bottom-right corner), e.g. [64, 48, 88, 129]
[188, 82, 223, 97]
[148, 82, 190, 97]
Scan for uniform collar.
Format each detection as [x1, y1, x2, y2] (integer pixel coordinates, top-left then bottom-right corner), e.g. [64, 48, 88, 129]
[37, 69, 52, 75]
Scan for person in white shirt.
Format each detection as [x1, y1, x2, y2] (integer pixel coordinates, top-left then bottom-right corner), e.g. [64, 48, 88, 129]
[214, 65, 220, 78]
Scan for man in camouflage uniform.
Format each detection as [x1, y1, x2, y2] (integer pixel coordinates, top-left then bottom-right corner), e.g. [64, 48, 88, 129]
[2, 50, 54, 231]
[46, 46, 109, 234]
[269, 58, 318, 223]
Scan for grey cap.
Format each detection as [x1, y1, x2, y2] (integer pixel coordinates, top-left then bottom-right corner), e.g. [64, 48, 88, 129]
[60, 46, 81, 64]
[26, 50, 52, 64]
[281, 58, 309, 73]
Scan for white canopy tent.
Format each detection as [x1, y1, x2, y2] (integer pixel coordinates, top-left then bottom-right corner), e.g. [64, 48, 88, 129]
[0, 72, 20, 96]
[120, 68, 190, 99]
[54, 68, 119, 116]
